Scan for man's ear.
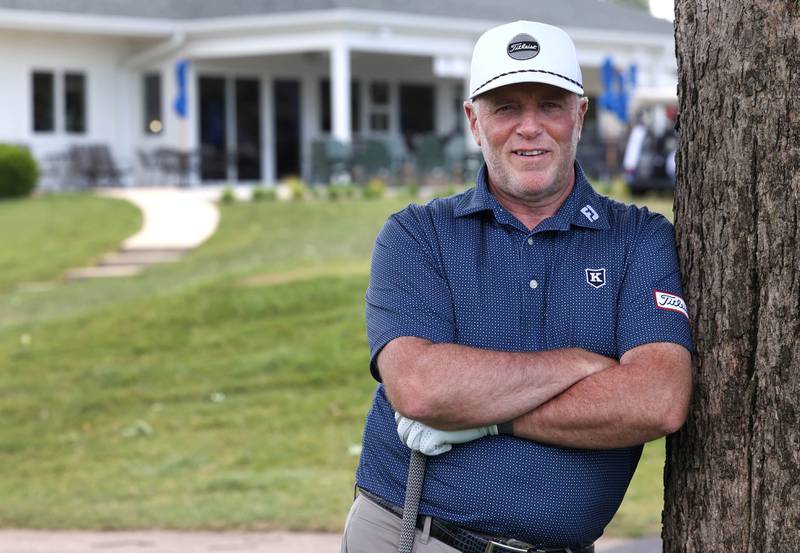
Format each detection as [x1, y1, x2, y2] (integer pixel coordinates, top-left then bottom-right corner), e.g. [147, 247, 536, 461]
[576, 96, 589, 140]
[464, 101, 482, 147]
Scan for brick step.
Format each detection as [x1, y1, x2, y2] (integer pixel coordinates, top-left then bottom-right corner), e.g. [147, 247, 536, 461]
[100, 249, 185, 266]
[65, 265, 144, 280]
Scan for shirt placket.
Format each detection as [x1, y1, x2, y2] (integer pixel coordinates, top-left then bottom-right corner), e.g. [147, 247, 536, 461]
[518, 230, 550, 351]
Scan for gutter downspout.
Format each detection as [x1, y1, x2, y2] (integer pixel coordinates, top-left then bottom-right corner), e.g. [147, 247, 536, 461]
[123, 31, 187, 69]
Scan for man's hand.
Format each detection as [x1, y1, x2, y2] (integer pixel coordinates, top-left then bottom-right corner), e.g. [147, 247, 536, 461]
[395, 413, 498, 456]
[512, 342, 692, 448]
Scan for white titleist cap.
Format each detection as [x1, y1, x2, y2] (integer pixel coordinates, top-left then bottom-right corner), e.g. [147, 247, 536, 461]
[468, 20, 584, 99]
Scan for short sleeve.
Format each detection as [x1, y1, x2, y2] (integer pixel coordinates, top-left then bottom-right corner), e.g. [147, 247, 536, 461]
[616, 213, 693, 357]
[365, 208, 456, 381]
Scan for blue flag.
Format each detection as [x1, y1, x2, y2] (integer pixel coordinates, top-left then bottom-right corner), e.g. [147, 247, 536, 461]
[599, 56, 636, 123]
[174, 59, 189, 119]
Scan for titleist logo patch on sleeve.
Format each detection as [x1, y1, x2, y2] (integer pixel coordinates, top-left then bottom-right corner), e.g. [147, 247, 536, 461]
[654, 290, 689, 319]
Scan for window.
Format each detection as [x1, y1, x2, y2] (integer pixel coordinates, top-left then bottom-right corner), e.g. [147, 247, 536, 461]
[319, 79, 361, 133]
[143, 73, 163, 134]
[351, 82, 361, 133]
[32, 72, 55, 132]
[369, 113, 389, 132]
[369, 81, 390, 132]
[371, 82, 389, 105]
[399, 84, 434, 135]
[31, 70, 88, 133]
[64, 72, 86, 133]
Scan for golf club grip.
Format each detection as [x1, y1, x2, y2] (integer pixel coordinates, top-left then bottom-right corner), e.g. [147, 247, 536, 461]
[398, 450, 427, 553]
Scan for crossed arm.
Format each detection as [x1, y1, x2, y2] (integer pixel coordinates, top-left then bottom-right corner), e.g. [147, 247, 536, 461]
[379, 337, 692, 449]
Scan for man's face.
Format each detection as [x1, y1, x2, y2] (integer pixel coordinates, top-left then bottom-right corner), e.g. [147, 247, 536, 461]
[465, 82, 588, 206]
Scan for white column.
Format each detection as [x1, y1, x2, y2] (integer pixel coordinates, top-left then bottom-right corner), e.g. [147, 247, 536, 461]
[225, 77, 236, 182]
[301, 73, 317, 181]
[435, 81, 453, 135]
[186, 62, 198, 150]
[114, 69, 133, 186]
[330, 40, 352, 143]
[261, 74, 274, 186]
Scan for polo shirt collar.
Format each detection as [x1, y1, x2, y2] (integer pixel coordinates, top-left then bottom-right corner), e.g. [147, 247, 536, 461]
[453, 164, 500, 218]
[454, 162, 610, 232]
[545, 162, 611, 231]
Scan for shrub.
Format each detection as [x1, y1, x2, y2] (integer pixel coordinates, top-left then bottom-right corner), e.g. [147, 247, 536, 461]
[328, 185, 343, 201]
[328, 182, 358, 201]
[308, 185, 325, 200]
[433, 183, 463, 199]
[444, 183, 459, 196]
[591, 179, 613, 195]
[343, 184, 358, 199]
[404, 182, 420, 199]
[363, 178, 387, 200]
[0, 144, 39, 199]
[251, 186, 276, 202]
[285, 177, 308, 201]
[220, 186, 236, 204]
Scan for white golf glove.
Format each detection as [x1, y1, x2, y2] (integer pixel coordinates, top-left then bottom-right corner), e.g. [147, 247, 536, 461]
[395, 413, 498, 456]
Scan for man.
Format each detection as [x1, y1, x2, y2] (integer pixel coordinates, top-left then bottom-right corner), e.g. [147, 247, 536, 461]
[342, 20, 693, 553]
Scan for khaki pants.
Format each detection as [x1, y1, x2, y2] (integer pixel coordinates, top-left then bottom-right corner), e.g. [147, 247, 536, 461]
[340, 494, 461, 553]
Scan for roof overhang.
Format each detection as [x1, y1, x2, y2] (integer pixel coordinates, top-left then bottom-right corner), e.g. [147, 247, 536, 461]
[0, 7, 674, 70]
[0, 8, 174, 37]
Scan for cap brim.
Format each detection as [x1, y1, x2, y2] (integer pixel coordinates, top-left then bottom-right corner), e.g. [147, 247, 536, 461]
[470, 70, 584, 99]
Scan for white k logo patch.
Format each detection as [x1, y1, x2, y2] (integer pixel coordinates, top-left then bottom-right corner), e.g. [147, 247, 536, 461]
[585, 268, 606, 289]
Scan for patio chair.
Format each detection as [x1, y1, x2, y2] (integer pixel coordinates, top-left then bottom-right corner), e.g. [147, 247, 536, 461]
[41, 150, 69, 180]
[385, 135, 407, 165]
[352, 138, 393, 183]
[310, 139, 331, 184]
[66, 144, 126, 188]
[444, 135, 468, 182]
[137, 148, 159, 186]
[310, 138, 351, 184]
[199, 144, 230, 182]
[413, 133, 447, 183]
[153, 147, 196, 187]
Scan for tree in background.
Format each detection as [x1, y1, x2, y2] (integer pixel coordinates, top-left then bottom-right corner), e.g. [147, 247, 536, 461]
[665, 1, 799, 550]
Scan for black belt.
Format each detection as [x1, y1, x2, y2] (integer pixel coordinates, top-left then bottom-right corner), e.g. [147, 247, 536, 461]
[358, 488, 594, 553]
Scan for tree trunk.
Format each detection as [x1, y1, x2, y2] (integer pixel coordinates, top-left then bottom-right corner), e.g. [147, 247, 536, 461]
[665, 2, 800, 551]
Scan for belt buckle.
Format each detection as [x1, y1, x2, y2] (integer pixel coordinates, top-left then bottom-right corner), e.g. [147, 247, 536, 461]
[485, 542, 572, 553]
[483, 541, 534, 553]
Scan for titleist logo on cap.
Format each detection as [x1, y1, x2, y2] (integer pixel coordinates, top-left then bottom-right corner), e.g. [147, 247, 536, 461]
[507, 33, 540, 60]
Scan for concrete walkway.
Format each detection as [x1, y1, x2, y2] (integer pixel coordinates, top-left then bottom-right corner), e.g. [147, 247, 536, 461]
[65, 187, 220, 280]
[0, 531, 660, 553]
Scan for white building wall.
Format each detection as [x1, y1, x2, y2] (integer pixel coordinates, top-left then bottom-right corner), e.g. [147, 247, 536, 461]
[0, 30, 140, 162]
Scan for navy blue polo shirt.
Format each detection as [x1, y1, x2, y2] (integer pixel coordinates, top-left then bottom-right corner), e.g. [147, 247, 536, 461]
[356, 162, 692, 546]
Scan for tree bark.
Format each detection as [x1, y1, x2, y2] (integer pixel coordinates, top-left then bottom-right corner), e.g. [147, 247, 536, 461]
[665, 1, 800, 551]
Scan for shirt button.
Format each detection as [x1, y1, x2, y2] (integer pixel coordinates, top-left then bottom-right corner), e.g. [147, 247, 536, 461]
[529, 279, 539, 289]
[527, 237, 534, 245]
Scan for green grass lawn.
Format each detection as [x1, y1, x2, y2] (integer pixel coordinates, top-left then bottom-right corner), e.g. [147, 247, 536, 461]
[0, 193, 141, 292]
[0, 189, 673, 535]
